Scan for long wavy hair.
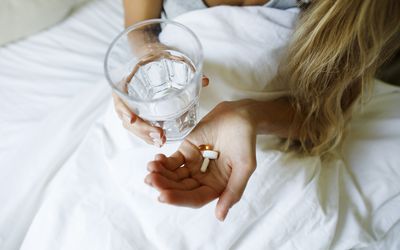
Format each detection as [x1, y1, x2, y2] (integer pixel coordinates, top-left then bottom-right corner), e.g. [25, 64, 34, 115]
[279, 0, 400, 154]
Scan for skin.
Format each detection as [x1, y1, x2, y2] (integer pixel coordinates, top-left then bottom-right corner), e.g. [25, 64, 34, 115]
[146, 99, 297, 221]
[115, 0, 209, 146]
[116, 0, 269, 145]
[116, 0, 300, 221]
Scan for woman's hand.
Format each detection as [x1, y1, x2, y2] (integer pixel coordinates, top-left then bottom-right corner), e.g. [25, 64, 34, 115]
[113, 76, 209, 147]
[145, 100, 257, 221]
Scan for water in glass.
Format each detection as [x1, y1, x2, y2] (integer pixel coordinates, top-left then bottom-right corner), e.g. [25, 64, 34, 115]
[124, 50, 198, 141]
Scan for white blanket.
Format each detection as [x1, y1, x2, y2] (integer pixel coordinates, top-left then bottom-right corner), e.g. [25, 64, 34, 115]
[1, 0, 399, 249]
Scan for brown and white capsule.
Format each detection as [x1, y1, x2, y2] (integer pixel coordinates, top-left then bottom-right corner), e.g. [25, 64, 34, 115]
[199, 147, 219, 173]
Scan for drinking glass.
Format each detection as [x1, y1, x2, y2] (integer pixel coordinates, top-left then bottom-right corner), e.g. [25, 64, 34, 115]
[104, 19, 203, 142]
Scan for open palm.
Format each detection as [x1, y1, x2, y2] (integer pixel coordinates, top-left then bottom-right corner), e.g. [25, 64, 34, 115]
[145, 101, 257, 221]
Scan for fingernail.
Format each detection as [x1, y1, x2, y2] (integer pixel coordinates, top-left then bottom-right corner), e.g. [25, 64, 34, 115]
[158, 196, 165, 203]
[217, 209, 228, 221]
[149, 132, 161, 140]
[122, 113, 132, 123]
[154, 154, 162, 161]
[144, 177, 152, 186]
[152, 138, 163, 148]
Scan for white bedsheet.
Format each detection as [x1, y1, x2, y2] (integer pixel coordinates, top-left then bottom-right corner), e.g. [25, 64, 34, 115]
[1, 0, 399, 249]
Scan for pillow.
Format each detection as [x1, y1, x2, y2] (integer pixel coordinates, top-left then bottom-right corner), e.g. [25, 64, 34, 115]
[0, 0, 90, 46]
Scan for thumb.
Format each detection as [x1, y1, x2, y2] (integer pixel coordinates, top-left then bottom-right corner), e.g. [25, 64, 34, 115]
[215, 163, 255, 221]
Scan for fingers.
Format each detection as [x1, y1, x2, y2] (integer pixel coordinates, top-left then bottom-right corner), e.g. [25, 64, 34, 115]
[147, 161, 179, 180]
[154, 154, 166, 162]
[145, 173, 200, 191]
[160, 151, 185, 171]
[112, 92, 136, 122]
[112, 93, 165, 146]
[215, 164, 255, 221]
[177, 140, 203, 167]
[154, 140, 202, 171]
[147, 160, 190, 181]
[113, 73, 209, 146]
[159, 186, 219, 208]
[145, 138, 218, 210]
[123, 117, 165, 146]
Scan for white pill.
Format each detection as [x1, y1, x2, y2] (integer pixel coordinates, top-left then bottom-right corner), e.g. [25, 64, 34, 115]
[200, 158, 210, 173]
[202, 150, 219, 160]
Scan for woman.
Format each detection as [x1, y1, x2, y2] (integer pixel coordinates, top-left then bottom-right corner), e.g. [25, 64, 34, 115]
[113, 0, 400, 221]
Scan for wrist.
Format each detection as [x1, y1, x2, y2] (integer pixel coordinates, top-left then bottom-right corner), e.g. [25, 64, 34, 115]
[241, 99, 268, 134]
[234, 98, 295, 138]
[232, 99, 265, 134]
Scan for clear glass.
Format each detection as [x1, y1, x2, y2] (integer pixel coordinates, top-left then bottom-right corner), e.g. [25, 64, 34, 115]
[104, 19, 203, 142]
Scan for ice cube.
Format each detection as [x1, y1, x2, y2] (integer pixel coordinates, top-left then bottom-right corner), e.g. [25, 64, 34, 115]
[142, 60, 168, 87]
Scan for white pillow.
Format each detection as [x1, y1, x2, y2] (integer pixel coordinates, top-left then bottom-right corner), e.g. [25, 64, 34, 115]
[0, 0, 90, 46]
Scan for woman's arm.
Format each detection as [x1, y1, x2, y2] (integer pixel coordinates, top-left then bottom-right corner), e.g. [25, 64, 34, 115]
[235, 98, 299, 139]
[144, 98, 300, 221]
[111, 0, 165, 147]
[123, 0, 163, 27]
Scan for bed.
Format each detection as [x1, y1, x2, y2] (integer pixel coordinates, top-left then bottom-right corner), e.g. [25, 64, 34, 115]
[1, 0, 399, 249]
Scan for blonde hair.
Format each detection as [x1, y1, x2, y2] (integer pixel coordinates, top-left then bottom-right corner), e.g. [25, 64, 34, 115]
[279, 0, 400, 154]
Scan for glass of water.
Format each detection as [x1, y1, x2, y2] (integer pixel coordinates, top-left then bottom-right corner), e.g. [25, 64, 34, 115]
[104, 19, 203, 142]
